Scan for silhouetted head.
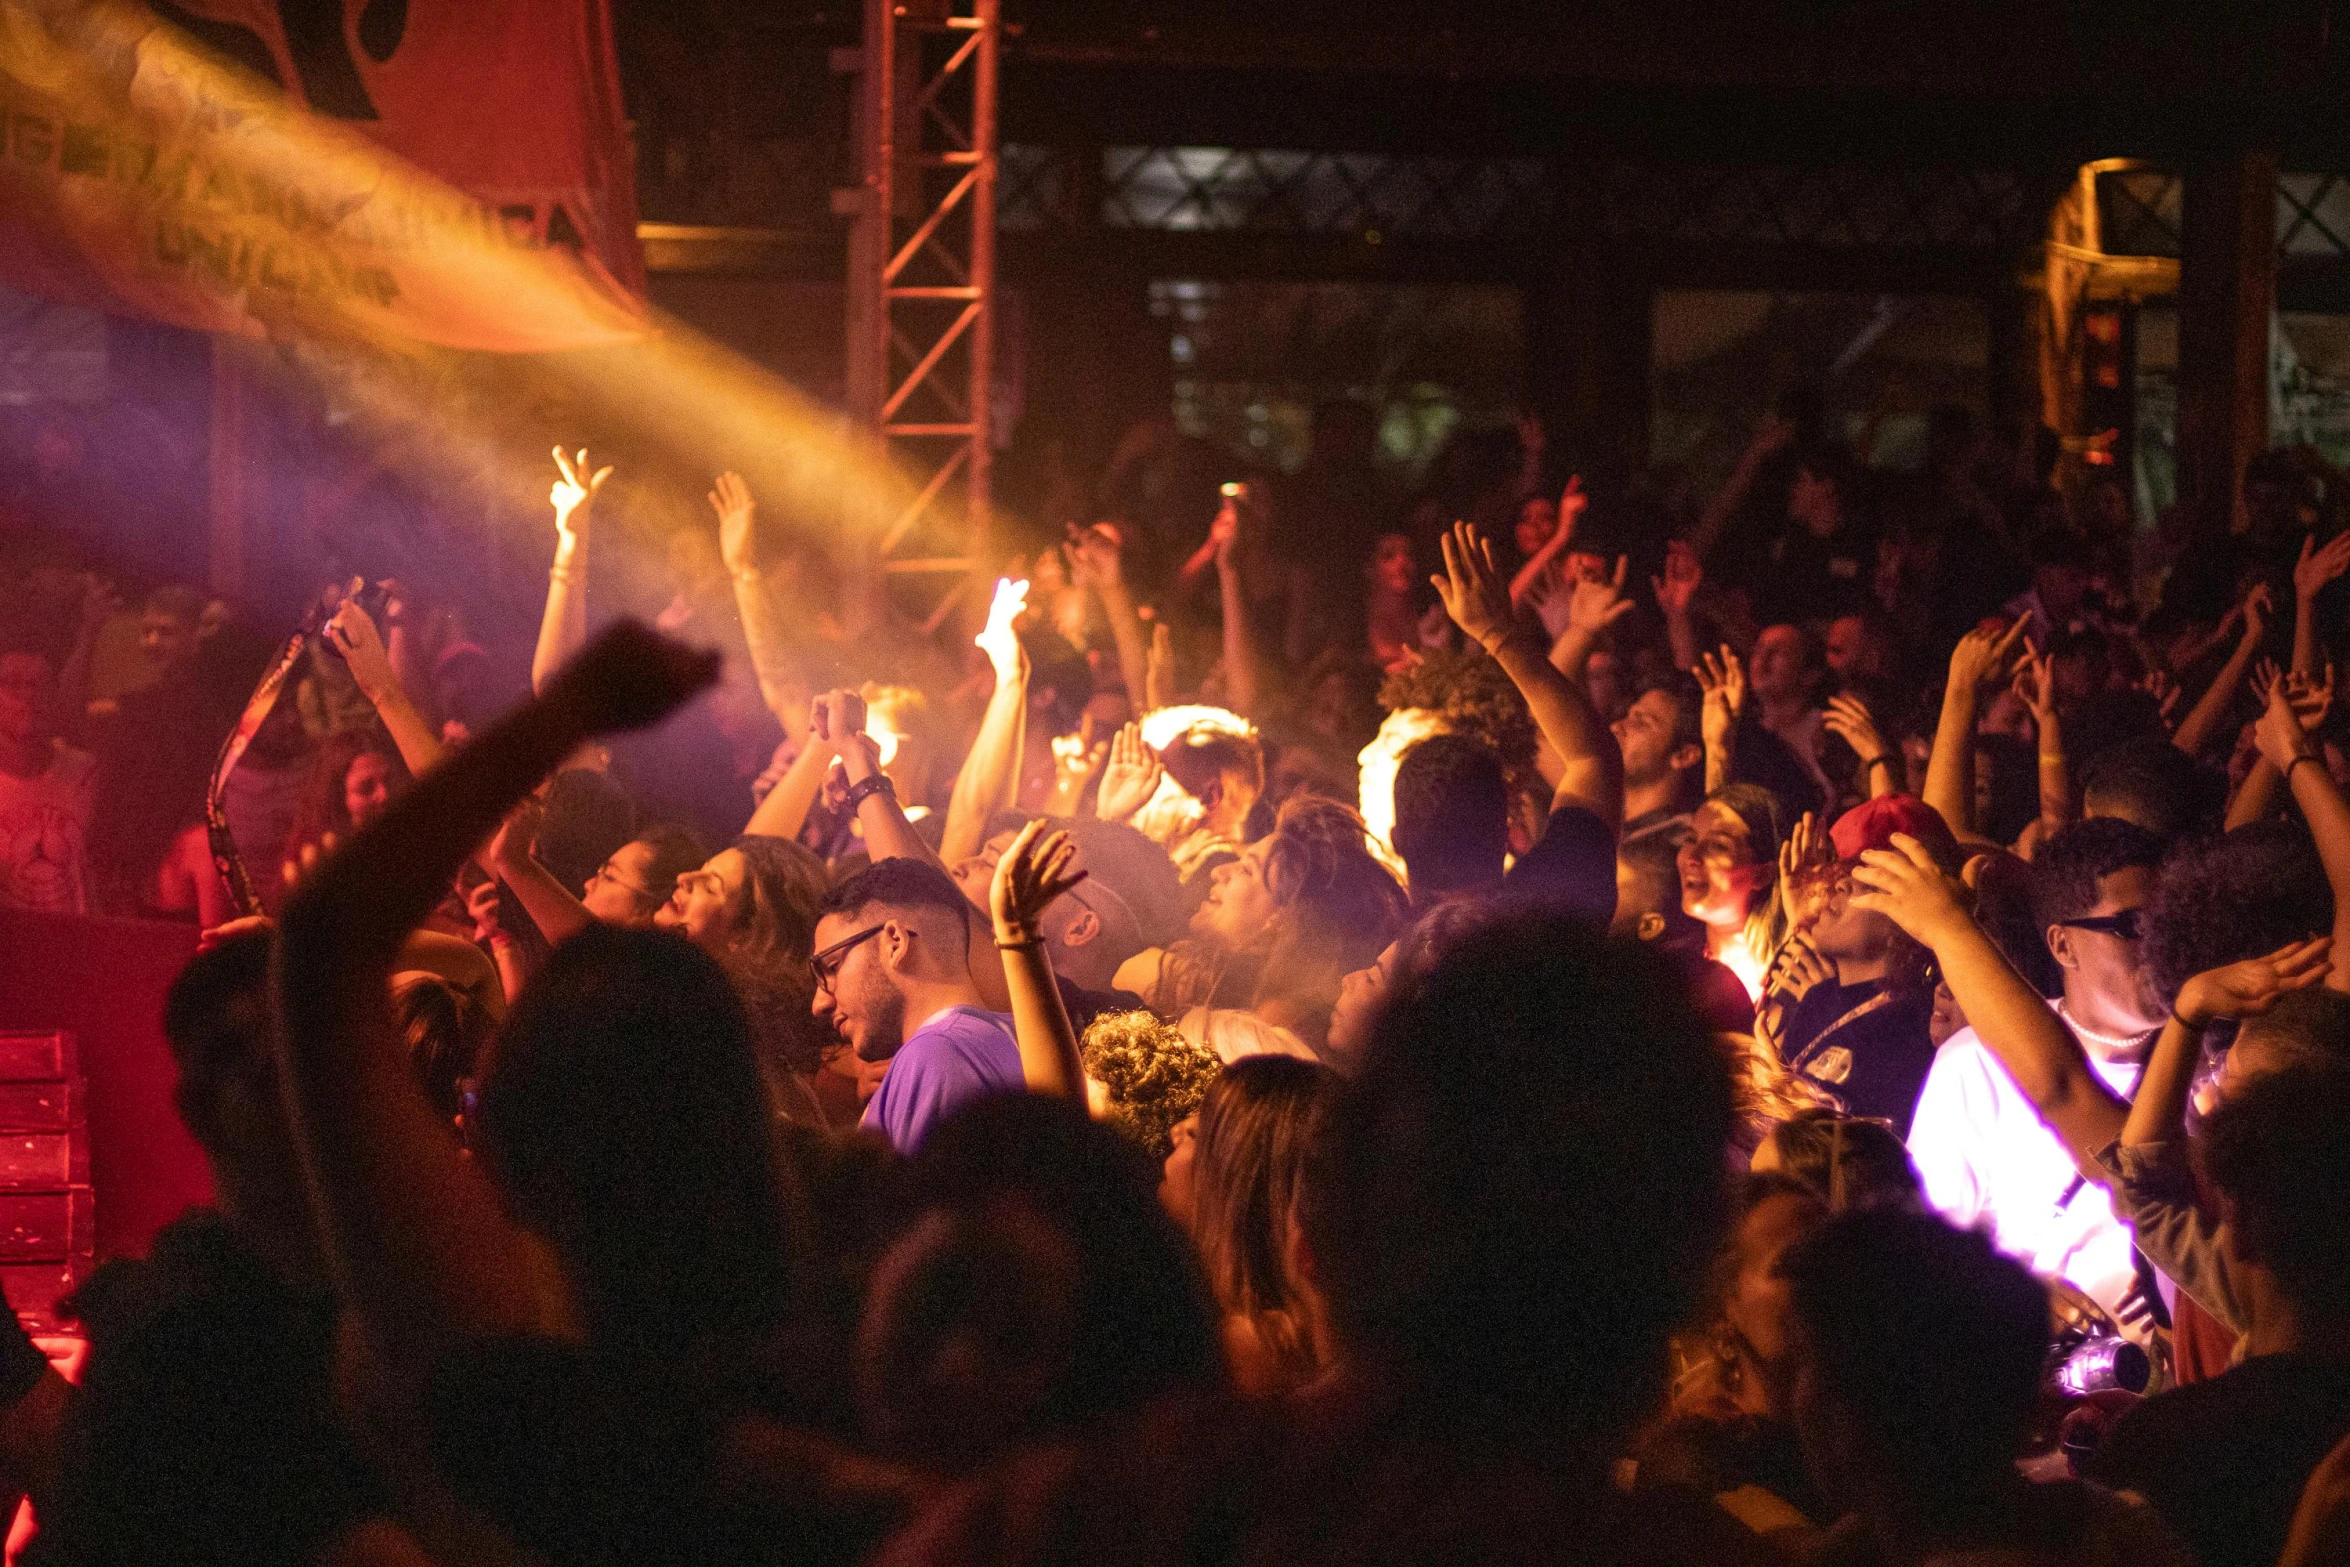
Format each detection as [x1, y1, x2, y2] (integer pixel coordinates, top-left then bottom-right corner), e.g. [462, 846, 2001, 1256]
[476, 925, 805, 1355]
[1310, 909, 1732, 1449]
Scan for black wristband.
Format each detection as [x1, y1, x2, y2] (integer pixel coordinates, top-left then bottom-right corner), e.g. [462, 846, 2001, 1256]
[1864, 755, 1892, 774]
[2287, 754, 2324, 786]
[844, 772, 895, 812]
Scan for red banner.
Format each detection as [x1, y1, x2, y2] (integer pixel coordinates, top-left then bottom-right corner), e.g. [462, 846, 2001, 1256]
[0, 0, 647, 351]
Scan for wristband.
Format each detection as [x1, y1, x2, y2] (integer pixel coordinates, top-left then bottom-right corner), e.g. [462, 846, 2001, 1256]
[2170, 1005, 2205, 1033]
[1864, 755, 1892, 774]
[2287, 754, 2324, 786]
[843, 772, 895, 813]
[995, 936, 1043, 951]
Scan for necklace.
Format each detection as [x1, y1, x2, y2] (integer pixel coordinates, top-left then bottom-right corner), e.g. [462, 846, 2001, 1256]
[2054, 1000, 2157, 1056]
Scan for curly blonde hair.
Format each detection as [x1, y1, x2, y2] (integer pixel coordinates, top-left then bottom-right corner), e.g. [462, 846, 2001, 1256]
[1080, 1010, 1222, 1159]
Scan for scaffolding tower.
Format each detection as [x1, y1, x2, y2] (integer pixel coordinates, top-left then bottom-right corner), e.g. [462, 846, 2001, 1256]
[835, 0, 999, 633]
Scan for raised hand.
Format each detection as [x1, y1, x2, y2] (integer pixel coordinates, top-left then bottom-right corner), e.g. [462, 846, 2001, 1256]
[1778, 811, 1838, 932]
[1096, 720, 1164, 823]
[1823, 693, 1889, 768]
[2290, 665, 2338, 732]
[1694, 644, 1747, 750]
[1068, 521, 1124, 592]
[1208, 493, 1241, 566]
[2135, 667, 2183, 729]
[2011, 647, 2058, 727]
[2296, 532, 2350, 602]
[549, 446, 612, 540]
[1768, 930, 1833, 1003]
[1651, 540, 1702, 617]
[325, 593, 395, 697]
[545, 621, 720, 736]
[809, 687, 869, 748]
[1431, 521, 1517, 653]
[485, 793, 543, 870]
[1565, 556, 1638, 636]
[1556, 472, 1587, 537]
[989, 818, 1089, 946]
[465, 876, 505, 946]
[1949, 615, 2030, 696]
[1848, 833, 1972, 950]
[2242, 582, 2277, 645]
[709, 471, 757, 575]
[975, 577, 1030, 683]
[2175, 937, 2334, 1028]
[281, 831, 339, 891]
[1050, 716, 1106, 802]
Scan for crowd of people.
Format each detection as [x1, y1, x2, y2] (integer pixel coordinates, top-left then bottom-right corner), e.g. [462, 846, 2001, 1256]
[5, 398, 2350, 1564]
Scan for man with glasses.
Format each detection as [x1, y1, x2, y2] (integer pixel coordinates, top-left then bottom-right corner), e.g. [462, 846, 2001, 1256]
[809, 857, 1020, 1154]
[1908, 817, 2168, 1318]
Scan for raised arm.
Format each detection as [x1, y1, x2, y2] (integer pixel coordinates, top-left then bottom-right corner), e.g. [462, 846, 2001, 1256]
[2251, 676, 2350, 990]
[712, 472, 806, 738]
[989, 819, 1087, 1097]
[274, 623, 716, 1399]
[326, 597, 446, 780]
[2172, 583, 2271, 760]
[1651, 540, 1705, 675]
[818, 689, 945, 871]
[1924, 617, 2028, 842]
[1850, 834, 2126, 1170]
[531, 447, 610, 695]
[2229, 664, 2333, 829]
[2011, 648, 2076, 846]
[2293, 532, 2350, 677]
[1824, 694, 1898, 801]
[1689, 412, 1795, 564]
[941, 577, 1030, 865]
[2125, 938, 2331, 1151]
[1546, 556, 1638, 683]
[483, 794, 597, 950]
[1433, 521, 1623, 831]
[1144, 622, 1177, 714]
[1694, 646, 1745, 797]
[1071, 523, 1151, 717]
[1215, 521, 1265, 720]
[1508, 475, 1585, 607]
[1094, 721, 1165, 827]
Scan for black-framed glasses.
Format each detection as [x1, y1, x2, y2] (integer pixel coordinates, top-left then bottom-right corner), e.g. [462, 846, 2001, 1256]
[2057, 908, 2144, 941]
[809, 923, 885, 995]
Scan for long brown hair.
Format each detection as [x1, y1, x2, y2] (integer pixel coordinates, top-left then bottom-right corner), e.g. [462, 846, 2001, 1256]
[1189, 1054, 1335, 1391]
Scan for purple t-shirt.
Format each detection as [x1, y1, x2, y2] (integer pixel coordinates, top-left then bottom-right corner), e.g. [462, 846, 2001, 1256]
[862, 1005, 1024, 1154]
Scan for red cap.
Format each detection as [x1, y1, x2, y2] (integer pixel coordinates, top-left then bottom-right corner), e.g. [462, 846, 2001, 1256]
[1830, 794, 1961, 873]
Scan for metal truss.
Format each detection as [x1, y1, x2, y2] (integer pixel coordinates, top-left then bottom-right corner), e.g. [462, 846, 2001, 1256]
[837, 0, 998, 631]
[2093, 167, 2350, 264]
[1002, 145, 2037, 253]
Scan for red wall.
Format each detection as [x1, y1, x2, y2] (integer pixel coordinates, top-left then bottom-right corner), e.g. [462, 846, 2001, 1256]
[0, 911, 213, 1258]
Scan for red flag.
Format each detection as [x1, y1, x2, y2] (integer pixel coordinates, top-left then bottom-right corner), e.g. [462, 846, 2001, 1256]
[0, 0, 647, 350]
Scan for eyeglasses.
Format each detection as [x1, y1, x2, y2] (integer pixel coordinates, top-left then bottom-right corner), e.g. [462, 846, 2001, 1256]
[2057, 908, 2144, 941]
[587, 860, 663, 903]
[809, 923, 885, 996]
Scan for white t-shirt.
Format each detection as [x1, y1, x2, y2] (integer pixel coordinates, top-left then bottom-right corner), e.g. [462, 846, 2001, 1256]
[0, 740, 96, 915]
[1907, 1009, 2143, 1316]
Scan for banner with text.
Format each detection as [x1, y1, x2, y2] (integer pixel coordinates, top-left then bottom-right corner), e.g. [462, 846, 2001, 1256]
[0, 0, 646, 351]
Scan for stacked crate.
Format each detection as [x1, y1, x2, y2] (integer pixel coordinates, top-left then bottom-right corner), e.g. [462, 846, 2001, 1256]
[0, 1034, 90, 1333]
